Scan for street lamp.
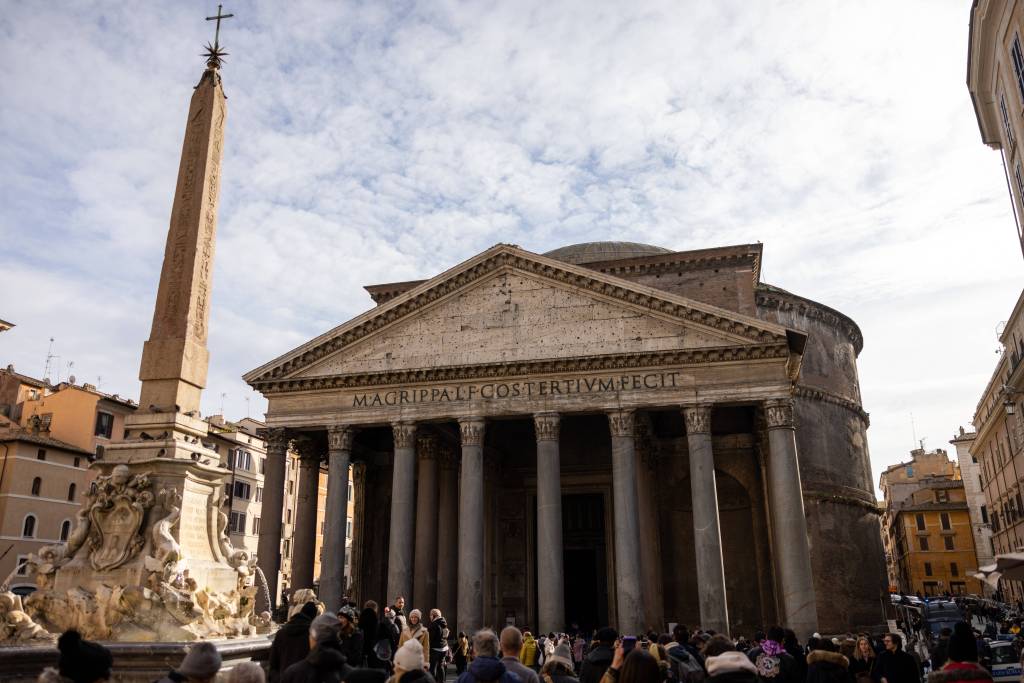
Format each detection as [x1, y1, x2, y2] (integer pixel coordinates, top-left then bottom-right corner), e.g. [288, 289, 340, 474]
[1005, 398, 1016, 416]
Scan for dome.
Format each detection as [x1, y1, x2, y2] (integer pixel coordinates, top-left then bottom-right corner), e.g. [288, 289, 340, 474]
[542, 241, 674, 265]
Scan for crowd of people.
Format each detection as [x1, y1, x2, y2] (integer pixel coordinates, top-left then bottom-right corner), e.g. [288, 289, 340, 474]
[25, 592, 1014, 683]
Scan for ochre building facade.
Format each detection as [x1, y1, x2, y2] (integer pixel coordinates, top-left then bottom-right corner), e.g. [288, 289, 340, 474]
[246, 241, 886, 637]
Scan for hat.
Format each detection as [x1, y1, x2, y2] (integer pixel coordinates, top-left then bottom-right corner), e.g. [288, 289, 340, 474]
[395, 638, 425, 671]
[547, 643, 574, 670]
[339, 604, 357, 621]
[948, 622, 978, 663]
[57, 630, 113, 683]
[178, 641, 223, 679]
[596, 627, 618, 644]
[409, 608, 422, 621]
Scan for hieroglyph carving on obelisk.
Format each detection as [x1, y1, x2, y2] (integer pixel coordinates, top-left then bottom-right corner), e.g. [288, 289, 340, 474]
[138, 59, 227, 415]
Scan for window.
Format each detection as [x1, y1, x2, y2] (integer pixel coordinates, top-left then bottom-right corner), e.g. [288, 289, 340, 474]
[59, 520, 71, 542]
[346, 519, 352, 539]
[936, 490, 949, 503]
[67, 483, 76, 502]
[1012, 34, 1024, 103]
[924, 562, 933, 576]
[941, 513, 951, 530]
[233, 481, 251, 501]
[287, 509, 293, 524]
[288, 479, 294, 495]
[36, 449, 46, 461]
[348, 482, 353, 502]
[15, 555, 29, 576]
[907, 466, 914, 477]
[1016, 162, 1024, 207]
[919, 537, 929, 551]
[30, 477, 41, 496]
[73, 457, 80, 468]
[1002, 93, 1017, 146]
[916, 514, 926, 530]
[983, 505, 990, 523]
[320, 521, 325, 535]
[951, 562, 959, 577]
[23, 515, 36, 538]
[944, 536, 954, 550]
[253, 517, 261, 535]
[260, 458, 266, 474]
[255, 486, 263, 503]
[94, 411, 114, 439]
[228, 511, 246, 534]
[283, 539, 291, 556]
[241, 451, 252, 471]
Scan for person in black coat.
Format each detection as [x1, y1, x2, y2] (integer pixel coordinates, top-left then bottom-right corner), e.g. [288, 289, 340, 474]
[874, 634, 919, 683]
[271, 602, 320, 683]
[338, 605, 365, 670]
[427, 609, 450, 683]
[282, 614, 354, 683]
[578, 628, 617, 683]
[806, 647, 852, 683]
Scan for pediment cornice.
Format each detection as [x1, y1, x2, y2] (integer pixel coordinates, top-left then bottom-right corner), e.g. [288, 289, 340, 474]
[244, 244, 795, 390]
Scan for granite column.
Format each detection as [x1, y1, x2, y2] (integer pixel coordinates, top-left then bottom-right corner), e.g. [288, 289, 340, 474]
[387, 422, 417, 605]
[413, 434, 440, 611]
[436, 446, 459, 624]
[534, 412, 565, 634]
[292, 438, 322, 593]
[458, 418, 486, 632]
[608, 409, 642, 635]
[683, 404, 729, 635]
[320, 425, 353, 612]
[256, 427, 289, 612]
[765, 398, 818, 639]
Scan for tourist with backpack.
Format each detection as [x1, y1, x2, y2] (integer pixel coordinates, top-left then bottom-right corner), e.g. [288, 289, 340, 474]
[579, 628, 618, 683]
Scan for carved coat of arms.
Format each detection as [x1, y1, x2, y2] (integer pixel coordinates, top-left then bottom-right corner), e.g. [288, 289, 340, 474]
[85, 465, 154, 571]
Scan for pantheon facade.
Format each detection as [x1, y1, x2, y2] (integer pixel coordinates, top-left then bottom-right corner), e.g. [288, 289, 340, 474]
[245, 241, 886, 637]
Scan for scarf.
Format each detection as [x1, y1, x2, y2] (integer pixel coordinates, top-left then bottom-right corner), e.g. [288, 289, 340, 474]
[762, 640, 785, 657]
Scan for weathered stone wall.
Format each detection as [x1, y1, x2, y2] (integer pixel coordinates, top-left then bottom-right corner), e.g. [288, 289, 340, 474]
[755, 288, 887, 632]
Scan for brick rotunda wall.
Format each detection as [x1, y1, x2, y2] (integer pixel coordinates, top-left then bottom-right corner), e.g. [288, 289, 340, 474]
[756, 285, 888, 633]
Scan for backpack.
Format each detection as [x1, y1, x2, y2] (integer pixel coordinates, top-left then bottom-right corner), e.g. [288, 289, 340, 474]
[668, 648, 705, 683]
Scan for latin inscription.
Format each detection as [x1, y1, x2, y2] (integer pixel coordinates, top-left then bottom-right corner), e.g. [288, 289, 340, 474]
[351, 371, 681, 408]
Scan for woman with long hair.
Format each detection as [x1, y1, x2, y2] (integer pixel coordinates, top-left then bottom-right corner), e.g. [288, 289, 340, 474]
[848, 636, 875, 683]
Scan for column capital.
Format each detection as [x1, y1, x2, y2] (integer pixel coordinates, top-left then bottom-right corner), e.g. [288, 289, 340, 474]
[392, 422, 417, 449]
[327, 425, 354, 452]
[294, 437, 321, 465]
[260, 427, 289, 454]
[765, 398, 795, 430]
[533, 413, 560, 442]
[682, 404, 713, 435]
[459, 418, 486, 447]
[607, 409, 635, 438]
[417, 434, 439, 460]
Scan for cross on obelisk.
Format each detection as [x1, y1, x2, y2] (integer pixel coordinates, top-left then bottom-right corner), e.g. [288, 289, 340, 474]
[206, 4, 234, 49]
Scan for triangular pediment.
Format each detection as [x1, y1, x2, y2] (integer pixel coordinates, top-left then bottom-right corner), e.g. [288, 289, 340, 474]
[245, 245, 797, 392]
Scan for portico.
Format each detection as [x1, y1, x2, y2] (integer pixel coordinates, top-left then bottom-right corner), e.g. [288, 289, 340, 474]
[246, 242, 823, 637]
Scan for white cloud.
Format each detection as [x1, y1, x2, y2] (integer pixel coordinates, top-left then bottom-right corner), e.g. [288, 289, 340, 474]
[2, 0, 1022, 492]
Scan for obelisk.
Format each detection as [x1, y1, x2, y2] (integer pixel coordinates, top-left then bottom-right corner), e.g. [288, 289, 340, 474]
[17, 12, 267, 643]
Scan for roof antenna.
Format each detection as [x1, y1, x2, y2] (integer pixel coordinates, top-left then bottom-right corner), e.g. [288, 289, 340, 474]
[43, 338, 57, 384]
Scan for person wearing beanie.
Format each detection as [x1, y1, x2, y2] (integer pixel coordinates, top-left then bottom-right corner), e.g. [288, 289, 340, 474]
[699, 635, 755, 683]
[388, 639, 436, 683]
[37, 630, 113, 683]
[578, 628, 617, 683]
[178, 642, 223, 683]
[926, 622, 993, 683]
[227, 661, 267, 683]
[271, 601, 321, 683]
[281, 613, 354, 683]
[540, 643, 578, 683]
[398, 609, 430, 654]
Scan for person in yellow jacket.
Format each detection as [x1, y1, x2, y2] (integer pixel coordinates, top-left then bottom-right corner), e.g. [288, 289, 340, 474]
[520, 631, 539, 670]
[398, 609, 431, 653]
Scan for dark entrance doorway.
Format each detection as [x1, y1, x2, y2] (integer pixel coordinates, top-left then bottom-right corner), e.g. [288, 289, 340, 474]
[562, 493, 608, 634]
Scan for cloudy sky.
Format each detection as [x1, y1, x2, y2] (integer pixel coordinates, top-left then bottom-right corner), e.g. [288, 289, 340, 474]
[2, 1, 1021, 489]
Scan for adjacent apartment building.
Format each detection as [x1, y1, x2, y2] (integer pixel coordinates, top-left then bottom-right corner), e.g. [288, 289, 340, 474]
[969, 0, 1024, 257]
[880, 448, 983, 596]
[951, 427, 996, 597]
